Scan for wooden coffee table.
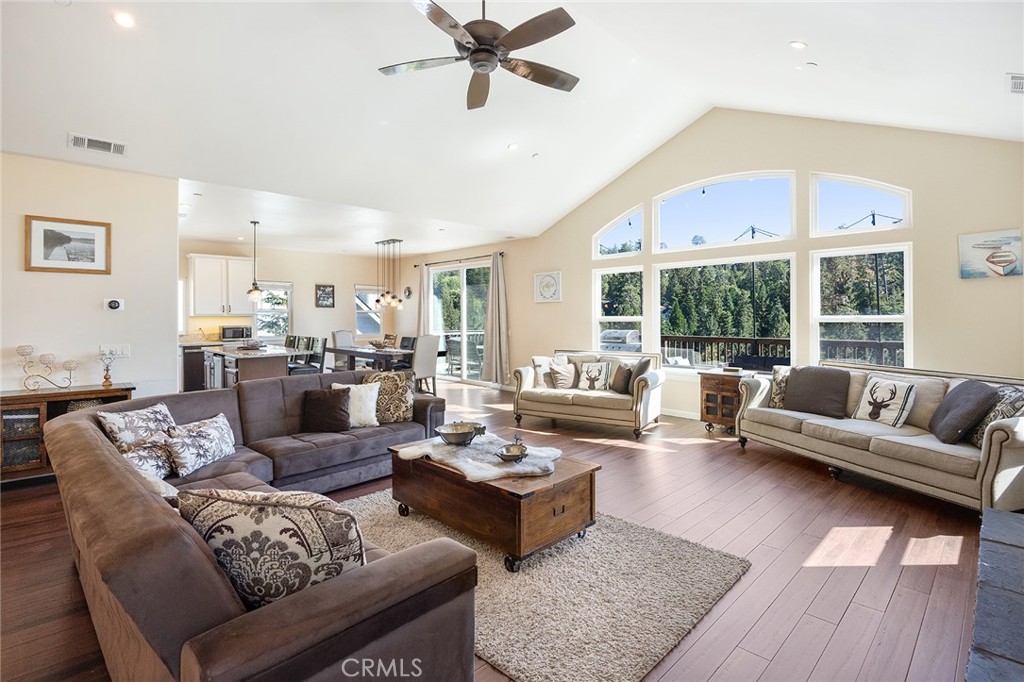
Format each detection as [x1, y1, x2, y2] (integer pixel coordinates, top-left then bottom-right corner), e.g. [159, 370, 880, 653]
[389, 439, 601, 572]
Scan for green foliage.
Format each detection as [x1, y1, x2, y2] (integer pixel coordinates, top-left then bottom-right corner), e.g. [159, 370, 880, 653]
[601, 271, 642, 317]
[599, 239, 642, 255]
[433, 267, 490, 333]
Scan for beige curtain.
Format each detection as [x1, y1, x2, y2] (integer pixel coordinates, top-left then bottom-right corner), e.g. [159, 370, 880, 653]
[481, 252, 509, 385]
[416, 264, 431, 335]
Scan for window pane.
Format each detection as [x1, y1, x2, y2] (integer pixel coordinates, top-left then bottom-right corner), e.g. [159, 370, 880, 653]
[465, 266, 490, 381]
[256, 286, 289, 338]
[658, 176, 791, 251]
[820, 322, 904, 367]
[598, 210, 642, 256]
[819, 251, 904, 315]
[816, 178, 906, 234]
[600, 271, 643, 317]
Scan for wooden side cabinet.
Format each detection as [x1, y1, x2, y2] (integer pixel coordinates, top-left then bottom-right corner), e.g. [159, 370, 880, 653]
[698, 371, 748, 434]
[1, 383, 135, 482]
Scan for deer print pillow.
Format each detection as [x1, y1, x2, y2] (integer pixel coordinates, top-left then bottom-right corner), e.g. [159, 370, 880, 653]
[854, 376, 917, 428]
[577, 362, 611, 391]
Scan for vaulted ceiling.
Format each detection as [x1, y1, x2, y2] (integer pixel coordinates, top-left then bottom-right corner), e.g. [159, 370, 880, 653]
[3, 1, 1021, 255]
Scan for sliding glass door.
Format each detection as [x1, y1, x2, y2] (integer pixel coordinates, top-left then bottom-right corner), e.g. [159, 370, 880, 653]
[430, 264, 489, 382]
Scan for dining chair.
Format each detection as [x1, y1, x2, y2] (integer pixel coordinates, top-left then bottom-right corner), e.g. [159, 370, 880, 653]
[411, 334, 441, 394]
[288, 337, 326, 375]
[383, 333, 397, 348]
[392, 336, 418, 370]
[445, 337, 462, 374]
[330, 330, 369, 370]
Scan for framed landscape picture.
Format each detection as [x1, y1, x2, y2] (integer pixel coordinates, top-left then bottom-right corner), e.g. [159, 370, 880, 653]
[315, 283, 335, 308]
[25, 215, 111, 274]
[958, 229, 1022, 279]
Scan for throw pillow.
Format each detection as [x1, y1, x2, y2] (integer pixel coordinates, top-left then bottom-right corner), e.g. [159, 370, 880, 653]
[123, 431, 175, 479]
[531, 355, 556, 388]
[549, 362, 577, 390]
[577, 362, 611, 391]
[784, 366, 851, 419]
[768, 365, 791, 408]
[97, 402, 176, 453]
[929, 380, 1000, 444]
[302, 387, 351, 432]
[333, 382, 380, 428]
[135, 466, 179, 506]
[969, 385, 1024, 447]
[609, 364, 633, 394]
[853, 376, 916, 427]
[628, 357, 652, 396]
[178, 488, 365, 610]
[165, 414, 236, 477]
[363, 371, 415, 424]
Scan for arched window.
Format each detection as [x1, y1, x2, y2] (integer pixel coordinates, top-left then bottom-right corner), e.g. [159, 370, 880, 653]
[594, 207, 643, 258]
[812, 174, 910, 236]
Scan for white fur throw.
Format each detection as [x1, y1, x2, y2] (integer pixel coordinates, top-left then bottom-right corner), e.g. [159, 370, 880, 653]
[396, 433, 562, 482]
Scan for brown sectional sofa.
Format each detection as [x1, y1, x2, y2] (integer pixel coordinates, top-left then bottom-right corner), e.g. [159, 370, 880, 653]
[737, 362, 1024, 511]
[43, 370, 477, 682]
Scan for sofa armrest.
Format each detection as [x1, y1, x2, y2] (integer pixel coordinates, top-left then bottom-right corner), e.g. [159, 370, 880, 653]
[736, 376, 772, 437]
[413, 394, 446, 434]
[980, 415, 1024, 511]
[513, 366, 534, 394]
[180, 538, 477, 682]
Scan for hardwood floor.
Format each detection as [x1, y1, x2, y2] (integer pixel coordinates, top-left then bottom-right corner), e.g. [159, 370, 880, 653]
[0, 381, 980, 682]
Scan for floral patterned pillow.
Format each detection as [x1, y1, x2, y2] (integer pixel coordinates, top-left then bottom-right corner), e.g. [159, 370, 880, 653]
[123, 432, 175, 479]
[165, 414, 236, 477]
[97, 402, 176, 453]
[178, 488, 365, 610]
[768, 366, 791, 408]
[968, 385, 1024, 448]
[363, 371, 414, 424]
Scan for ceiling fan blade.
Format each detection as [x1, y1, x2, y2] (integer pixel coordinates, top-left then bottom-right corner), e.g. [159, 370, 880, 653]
[498, 8, 575, 52]
[500, 58, 579, 92]
[379, 56, 465, 76]
[409, 0, 476, 49]
[467, 71, 490, 110]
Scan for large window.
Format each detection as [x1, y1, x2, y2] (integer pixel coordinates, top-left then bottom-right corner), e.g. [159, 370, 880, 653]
[354, 286, 382, 336]
[813, 246, 911, 367]
[430, 265, 490, 382]
[813, 174, 910, 236]
[255, 282, 292, 340]
[659, 258, 792, 367]
[595, 207, 643, 258]
[596, 268, 643, 350]
[656, 173, 793, 252]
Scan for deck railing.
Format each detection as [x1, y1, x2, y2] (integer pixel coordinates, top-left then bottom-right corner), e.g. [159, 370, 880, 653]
[661, 335, 903, 368]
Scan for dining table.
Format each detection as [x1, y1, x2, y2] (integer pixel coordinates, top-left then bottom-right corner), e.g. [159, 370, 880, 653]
[326, 345, 414, 371]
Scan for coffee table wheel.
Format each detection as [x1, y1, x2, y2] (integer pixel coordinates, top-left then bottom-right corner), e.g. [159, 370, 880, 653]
[504, 555, 521, 573]
[577, 529, 587, 539]
[726, 426, 735, 435]
[397, 503, 410, 517]
[705, 422, 715, 432]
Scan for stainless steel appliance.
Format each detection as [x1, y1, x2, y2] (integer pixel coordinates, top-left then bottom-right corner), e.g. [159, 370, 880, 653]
[204, 350, 224, 389]
[599, 329, 641, 352]
[220, 326, 252, 341]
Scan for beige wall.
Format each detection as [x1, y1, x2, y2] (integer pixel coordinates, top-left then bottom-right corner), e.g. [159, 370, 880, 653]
[2, 153, 179, 396]
[401, 109, 1024, 417]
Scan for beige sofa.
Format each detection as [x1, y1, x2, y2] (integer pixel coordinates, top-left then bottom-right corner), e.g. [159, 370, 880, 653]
[513, 351, 665, 439]
[737, 362, 1024, 511]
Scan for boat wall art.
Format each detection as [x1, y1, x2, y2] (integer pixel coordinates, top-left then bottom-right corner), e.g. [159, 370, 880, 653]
[958, 229, 1022, 279]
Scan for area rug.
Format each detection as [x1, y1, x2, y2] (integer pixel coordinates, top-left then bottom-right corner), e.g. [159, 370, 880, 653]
[341, 490, 751, 682]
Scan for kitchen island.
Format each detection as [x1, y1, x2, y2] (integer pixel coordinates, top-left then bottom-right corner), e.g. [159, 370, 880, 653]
[204, 345, 306, 387]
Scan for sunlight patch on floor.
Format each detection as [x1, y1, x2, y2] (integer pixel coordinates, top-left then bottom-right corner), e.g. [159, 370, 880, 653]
[572, 437, 676, 453]
[657, 436, 721, 447]
[804, 526, 893, 567]
[900, 534, 963, 566]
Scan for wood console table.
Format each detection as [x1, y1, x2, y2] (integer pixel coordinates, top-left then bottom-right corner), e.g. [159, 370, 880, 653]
[0, 383, 135, 483]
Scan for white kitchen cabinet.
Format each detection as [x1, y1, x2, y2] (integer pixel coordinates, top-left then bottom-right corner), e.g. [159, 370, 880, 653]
[188, 254, 256, 316]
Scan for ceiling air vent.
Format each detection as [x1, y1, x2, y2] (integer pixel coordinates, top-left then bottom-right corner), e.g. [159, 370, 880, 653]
[1009, 74, 1024, 95]
[67, 133, 126, 156]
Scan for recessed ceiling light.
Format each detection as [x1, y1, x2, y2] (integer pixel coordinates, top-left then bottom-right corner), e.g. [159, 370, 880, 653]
[439, 228, 446, 232]
[506, 142, 518, 152]
[805, 61, 819, 68]
[113, 11, 135, 28]
[532, 153, 540, 159]
[236, 237, 245, 241]
[789, 40, 807, 50]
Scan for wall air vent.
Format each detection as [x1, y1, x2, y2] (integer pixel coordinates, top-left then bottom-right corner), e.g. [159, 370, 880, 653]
[67, 133, 126, 156]
[1009, 73, 1024, 95]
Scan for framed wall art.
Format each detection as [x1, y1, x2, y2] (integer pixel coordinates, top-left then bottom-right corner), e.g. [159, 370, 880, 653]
[534, 271, 562, 303]
[958, 229, 1022, 279]
[315, 283, 336, 308]
[25, 215, 111, 274]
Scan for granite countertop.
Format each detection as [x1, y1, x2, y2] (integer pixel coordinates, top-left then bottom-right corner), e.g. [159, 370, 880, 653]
[205, 345, 299, 359]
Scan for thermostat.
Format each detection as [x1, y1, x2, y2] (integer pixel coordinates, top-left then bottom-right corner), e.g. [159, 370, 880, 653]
[104, 298, 125, 311]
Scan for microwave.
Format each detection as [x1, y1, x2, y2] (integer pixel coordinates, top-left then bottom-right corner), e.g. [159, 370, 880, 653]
[220, 326, 253, 341]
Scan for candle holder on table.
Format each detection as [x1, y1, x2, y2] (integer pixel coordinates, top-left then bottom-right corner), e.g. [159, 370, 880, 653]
[16, 345, 77, 390]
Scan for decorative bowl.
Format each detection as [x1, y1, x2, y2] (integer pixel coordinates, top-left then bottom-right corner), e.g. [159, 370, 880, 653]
[435, 423, 480, 446]
[496, 443, 528, 463]
[369, 340, 387, 349]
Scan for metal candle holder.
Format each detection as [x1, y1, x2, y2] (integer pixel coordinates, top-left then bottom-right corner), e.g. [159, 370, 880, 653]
[16, 345, 77, 390]
[98, 349, 118, 388]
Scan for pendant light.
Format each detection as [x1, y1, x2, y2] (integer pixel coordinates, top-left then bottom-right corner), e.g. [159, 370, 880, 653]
[246, 220, 263, 302]
[374, 238, 404, 310]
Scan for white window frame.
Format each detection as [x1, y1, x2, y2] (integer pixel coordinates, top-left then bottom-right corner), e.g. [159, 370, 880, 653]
[593, 205, 644, 260]
[653, 170, 796, 255]
[593, 265, 644, 351]
[354, 284, 382, 338]
[654, 252, 797, 373]
[810, 243, 913, 367]
[254, 280, 292, 342]
[810, 172, 912, 238]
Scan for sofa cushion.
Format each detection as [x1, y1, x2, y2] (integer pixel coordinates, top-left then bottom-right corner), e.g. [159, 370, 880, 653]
[518, 388, 574, 406]
[869, 434, 982, 478]
[531, 355, 558, 388]
[864, 372, 948, 429]
[97, 402, 176, 453]
[783, 366, 850, 418]
[743, 407, 816, 433]
[854, 376, 916, 428]
[302, 387, 351, 433]
[768, 365, 791, 408]
[165, 414, 237, 477]
[178, 489, 365, 610]
[549, 363, 577, 389]
[629, 357, 652, 396]
[609, 364, 633, 394]
[969, 385, 1024, 447]
[364, 371, 415, 424]
[571, 391, 633, 410]
[929, 380, 999, 444]
[167, 446, 274, 485]
[577, 362, 611, 390]
[176, 472, 277, 494]
[802, 417, 929, 450]
[334, 382, 379, 428]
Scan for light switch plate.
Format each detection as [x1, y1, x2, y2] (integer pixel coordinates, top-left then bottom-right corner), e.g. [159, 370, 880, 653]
[99, 344, 131, 358]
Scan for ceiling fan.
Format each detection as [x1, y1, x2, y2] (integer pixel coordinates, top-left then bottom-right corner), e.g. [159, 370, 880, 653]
[379, 0, 579, 110]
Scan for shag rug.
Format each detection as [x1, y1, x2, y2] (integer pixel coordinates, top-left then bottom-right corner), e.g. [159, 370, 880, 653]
[342, 490, 751, 682]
